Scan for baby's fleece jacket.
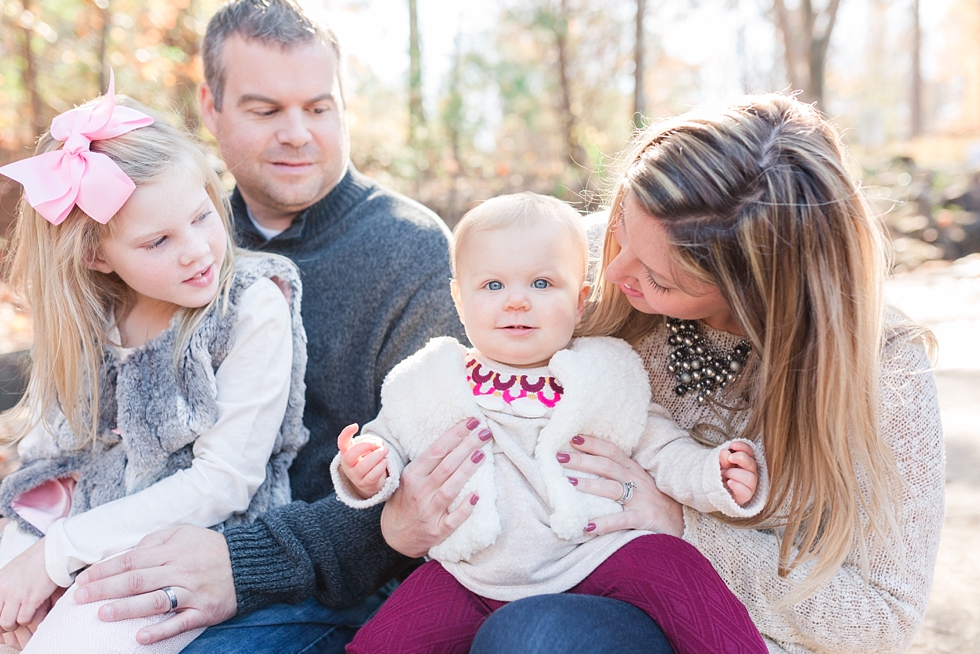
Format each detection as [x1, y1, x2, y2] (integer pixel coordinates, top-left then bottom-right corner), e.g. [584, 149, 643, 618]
[332, 336, 768, 601]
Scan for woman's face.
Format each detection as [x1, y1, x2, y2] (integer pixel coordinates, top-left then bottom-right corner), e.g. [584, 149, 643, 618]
[605, 194, 742, 334]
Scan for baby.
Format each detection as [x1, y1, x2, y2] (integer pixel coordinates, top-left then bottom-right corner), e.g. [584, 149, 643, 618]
[333, 192, 769, 654]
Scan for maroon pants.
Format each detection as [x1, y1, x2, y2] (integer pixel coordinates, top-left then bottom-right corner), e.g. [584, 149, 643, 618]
[347, 534, 766, 654]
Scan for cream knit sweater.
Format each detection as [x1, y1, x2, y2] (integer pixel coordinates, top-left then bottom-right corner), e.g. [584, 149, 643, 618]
[635, 319, 944, 654]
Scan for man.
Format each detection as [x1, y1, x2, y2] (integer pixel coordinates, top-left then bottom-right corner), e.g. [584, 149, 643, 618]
[71, 1, 486, 651]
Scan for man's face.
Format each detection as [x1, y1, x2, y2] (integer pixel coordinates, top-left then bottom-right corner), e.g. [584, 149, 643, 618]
[200, 35, 349, 228]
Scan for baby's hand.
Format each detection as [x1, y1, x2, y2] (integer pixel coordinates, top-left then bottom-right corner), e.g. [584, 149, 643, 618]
[0, 538, 57, 635]
[719, 441, 758, 507]
[338, 424, 390, 500]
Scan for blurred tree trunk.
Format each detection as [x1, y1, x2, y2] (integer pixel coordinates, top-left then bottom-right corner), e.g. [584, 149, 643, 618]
[18, 0, 45, 139]
[408, 0, 425, 149]
[442, 31, 465, 226]
[772, 0, 842, 109]
[93, 0, 110, 92]
[160, 0, 204, 131]
[911, 0, 922, 137]
[553, 0, 590, 191]
[633, 0, 645, 129]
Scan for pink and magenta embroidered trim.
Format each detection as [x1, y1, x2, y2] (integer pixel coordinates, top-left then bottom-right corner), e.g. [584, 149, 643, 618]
[466, 359, 563, 407]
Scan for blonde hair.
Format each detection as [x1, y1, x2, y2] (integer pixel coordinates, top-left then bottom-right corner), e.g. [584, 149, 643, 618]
[581, 94, 913, 595]
[4, 97, 236, 448]
[451, 192, 588, 278]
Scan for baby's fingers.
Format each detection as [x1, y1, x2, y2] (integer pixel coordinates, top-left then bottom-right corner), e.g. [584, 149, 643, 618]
[0, 600, 20, 632]
[727, 449, 756, 474]
[337, 424, 359, 454]
[360, 455, 390, 489]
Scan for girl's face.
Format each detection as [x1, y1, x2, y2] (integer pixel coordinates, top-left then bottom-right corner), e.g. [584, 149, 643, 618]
[605, 194, 741, 334]
[451, 222, 589, 368]
[91, 166, 227, 319]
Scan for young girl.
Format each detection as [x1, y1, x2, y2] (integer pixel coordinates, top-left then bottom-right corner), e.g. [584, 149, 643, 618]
[0, 76, 308, 653]
[332, 192, 768, 654]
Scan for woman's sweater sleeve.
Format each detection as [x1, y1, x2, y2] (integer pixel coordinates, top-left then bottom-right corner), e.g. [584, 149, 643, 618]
[680, 338, 944, 653]
[43, 279, 293, 587]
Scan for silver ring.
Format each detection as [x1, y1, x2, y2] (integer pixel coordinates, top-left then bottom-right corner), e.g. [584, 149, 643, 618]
[161, 586, 178, 612]
[616, 480, 637, 505]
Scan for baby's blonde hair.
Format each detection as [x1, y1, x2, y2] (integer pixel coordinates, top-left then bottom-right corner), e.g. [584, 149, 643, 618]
[4, 97, 237, 448]
[451, 192, 588, 279]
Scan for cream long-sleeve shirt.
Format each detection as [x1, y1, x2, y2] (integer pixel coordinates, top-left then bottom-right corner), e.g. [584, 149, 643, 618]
[635, 318, 944, 654]
[0, 278, 293, 587]
[334, 341, 767, 602]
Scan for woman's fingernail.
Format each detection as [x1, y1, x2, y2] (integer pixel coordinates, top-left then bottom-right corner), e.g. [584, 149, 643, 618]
[567, 477, 578, 486]
[586, 523, 596, 532]
[556, 453, 570, 463]
[478, 428, 492, 441]
[466, 417, 480, 430]
[470, 494, 480, 505]
[572, 435, 585, 445]
[471, 450, 485, 464]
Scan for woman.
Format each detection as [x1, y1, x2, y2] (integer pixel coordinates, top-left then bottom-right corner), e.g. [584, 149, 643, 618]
[467, 94, 944, 653]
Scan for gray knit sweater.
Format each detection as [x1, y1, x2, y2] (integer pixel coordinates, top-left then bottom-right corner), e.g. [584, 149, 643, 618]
[0, 254, 309, 538]
[224, 167, 465, 614]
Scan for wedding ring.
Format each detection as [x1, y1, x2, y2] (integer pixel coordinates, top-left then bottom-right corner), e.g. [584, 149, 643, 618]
[616, 480, 637, 505]
[161, 586, 178, 612]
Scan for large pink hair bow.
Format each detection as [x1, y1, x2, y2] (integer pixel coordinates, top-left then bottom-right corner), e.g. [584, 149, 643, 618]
[0, 71, 153, 225]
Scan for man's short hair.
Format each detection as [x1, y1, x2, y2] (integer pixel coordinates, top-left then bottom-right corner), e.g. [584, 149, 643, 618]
[203, 0, 343, 111]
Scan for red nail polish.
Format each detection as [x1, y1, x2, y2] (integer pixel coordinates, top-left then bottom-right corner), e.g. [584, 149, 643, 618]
[478, 428, 492, 441]
[470, 494, 479, 505]
[572, 435, 585, 445]
[567, 477, 578, 486]
[556, 453, 570, 463]
[466, 417, 480, 430]
[471, 450, 485, 464]
[586, 523, 596, 532]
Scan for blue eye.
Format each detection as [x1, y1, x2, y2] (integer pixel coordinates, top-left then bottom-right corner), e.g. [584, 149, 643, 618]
[532, 279, 549, 289]
[487, 281, 503, 291]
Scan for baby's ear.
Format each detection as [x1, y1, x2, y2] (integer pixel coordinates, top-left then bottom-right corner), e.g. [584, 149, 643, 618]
[576, 283, 591, 317]
[450, 278, 465, 325]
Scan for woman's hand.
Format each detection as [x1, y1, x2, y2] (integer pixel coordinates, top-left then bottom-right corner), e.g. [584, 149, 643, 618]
[560, 434, 684, 537]
[381, 418, 492, 558]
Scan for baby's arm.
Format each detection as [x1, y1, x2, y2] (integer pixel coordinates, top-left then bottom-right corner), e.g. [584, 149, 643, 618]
[41, 277, 295, 587]
[719, 440, 758, 506]
[337, 424, 390, 499]
[633, 403, 768, 518]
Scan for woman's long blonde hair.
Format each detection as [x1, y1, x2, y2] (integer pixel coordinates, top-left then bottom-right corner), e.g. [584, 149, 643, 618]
[4, 97, 236, 448]
[581, 94, 907, 594]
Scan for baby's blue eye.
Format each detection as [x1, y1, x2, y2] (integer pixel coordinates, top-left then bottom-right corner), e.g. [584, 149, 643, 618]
[532, 279, 549, 289]
[487, 281, 503, 291]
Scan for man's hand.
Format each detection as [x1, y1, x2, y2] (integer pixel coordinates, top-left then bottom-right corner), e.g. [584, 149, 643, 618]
[380, 417, 491, 558]
[73, 526, 237, 646]
[720, 441, 758, 507]
[338, 424, 389, 499]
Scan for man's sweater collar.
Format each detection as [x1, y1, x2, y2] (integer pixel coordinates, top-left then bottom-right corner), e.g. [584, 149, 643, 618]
[230, 165, 374, 248]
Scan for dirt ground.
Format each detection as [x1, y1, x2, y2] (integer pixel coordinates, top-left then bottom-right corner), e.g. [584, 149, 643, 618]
[888, 255, 980, 653]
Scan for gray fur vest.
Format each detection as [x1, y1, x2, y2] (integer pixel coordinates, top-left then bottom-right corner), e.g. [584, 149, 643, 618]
[0, 254, 309, 537]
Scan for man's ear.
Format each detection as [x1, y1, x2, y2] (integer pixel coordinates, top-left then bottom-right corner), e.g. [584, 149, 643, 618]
[199, 83, 219, 136]
[450, 279, 465, 325]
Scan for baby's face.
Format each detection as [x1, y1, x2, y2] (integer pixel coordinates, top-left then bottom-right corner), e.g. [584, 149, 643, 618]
[451, 222, 588, 368]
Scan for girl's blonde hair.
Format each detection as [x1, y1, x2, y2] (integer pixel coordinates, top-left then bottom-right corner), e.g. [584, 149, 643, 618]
[581, 94, 911, 595]
[451, 192, 588, 278]
[4, 97, 236, 448]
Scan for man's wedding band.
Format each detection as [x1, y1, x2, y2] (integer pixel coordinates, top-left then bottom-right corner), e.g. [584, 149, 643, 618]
[616, 480, 637, 505]
[162, 586, 178, 612]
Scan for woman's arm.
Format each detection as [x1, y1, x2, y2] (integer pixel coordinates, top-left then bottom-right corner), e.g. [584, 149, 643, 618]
[683, 340, 944, 653]
[44, 278, 294, 586]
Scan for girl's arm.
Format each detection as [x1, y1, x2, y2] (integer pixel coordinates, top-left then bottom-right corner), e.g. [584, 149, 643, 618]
[43, 277, 294, 587]
[681, 339, 943, 653]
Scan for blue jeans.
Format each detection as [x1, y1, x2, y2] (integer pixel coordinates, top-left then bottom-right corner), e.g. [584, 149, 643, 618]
[181, 582, 395, 654]
[470, 593, 674, 654]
